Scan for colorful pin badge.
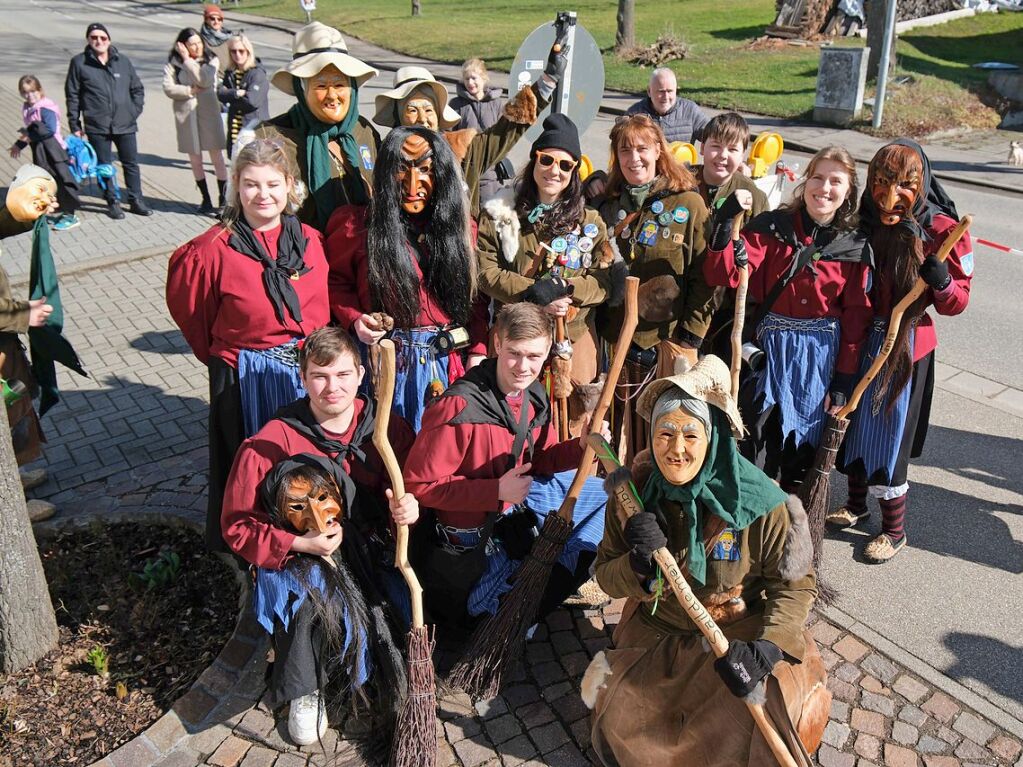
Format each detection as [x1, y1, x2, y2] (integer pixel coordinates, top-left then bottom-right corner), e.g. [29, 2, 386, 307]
[657, 212, 673, 226]
[566, 247, 582, 269]
[551, 236, 568, 252]
[673, 206, 690, 224]
[617, 209, 628, 221]
[578, 236, 594, 252]
[359, 145, 373, 170]
[651, 200, 664, 214]
[637, 221, 659, 246]
[621, 226, 632, 240]
[672, 233, 684, 244]
[583, 223, 599, 238]
[582, 252, 593, 268]
[662, 227, 671, 239]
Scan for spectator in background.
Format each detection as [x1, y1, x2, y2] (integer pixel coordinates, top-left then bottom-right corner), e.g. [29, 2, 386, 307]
[65, 22, 152, 219]
[625, 68, 709, 144]
[164, 27, 229, 215]
[199, 4, 233, 61]
[10, 75, 81, 231]
[219, 34, 270, 157]
[449, 58, 510, 202]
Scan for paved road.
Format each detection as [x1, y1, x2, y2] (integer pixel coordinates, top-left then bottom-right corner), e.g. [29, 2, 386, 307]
[2, 0, 1021, 736]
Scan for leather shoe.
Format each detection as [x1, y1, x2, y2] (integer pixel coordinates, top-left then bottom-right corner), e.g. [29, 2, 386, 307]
[107, 201, 125, 220]
[130, 200, 154, 216]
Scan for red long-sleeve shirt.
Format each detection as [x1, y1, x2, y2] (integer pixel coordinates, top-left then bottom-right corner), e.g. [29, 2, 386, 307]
[166, 222, 330, 368]
[871, 213, 972, 362]
[703, 212, 872, 374]
[221, 398, 415, 570]
[323, 204, 488, 355]
[403, 389, 584, 528]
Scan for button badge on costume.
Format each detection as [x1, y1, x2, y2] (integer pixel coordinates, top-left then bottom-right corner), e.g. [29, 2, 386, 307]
[637, 221, 659, 246]
[359, 145, 373, 170]
[551, 236, 568, 253]
[711, 528, 741, 561]
[583, 222, 599, 238]
[673, 206, 689, 224]
[657, 211, 673, 226]
[651, 200, 665, 214]
[617, 209, 628, 221]
[578, 236, 594, 253]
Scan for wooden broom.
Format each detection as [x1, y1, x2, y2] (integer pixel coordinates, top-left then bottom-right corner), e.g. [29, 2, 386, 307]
[590, 434, 809, 767]
[449, 277, 640, 700]
[798, 215, 972, 591]
[374, 339, 438, 767]
[728, 216, 748, 401]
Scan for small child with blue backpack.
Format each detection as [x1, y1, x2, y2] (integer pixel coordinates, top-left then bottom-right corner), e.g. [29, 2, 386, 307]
[9, 75, 81, 232]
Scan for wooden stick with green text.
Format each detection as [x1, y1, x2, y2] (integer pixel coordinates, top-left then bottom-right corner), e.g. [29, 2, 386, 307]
[589, 433, 802, 767]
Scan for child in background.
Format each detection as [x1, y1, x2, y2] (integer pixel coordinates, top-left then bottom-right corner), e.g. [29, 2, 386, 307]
[9, 75, 81, 232]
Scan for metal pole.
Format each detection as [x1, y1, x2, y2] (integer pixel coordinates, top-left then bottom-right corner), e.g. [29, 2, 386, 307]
[872, 0, 898, 129]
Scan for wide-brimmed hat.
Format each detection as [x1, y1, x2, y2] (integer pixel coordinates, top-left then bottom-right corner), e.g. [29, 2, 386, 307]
[271, 22, 377, 96]
[637, 355, 744, 438]
[373, 66, 460, 129]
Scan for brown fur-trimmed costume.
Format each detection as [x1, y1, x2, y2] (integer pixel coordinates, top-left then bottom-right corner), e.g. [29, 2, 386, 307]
[586, 449, 830, 766]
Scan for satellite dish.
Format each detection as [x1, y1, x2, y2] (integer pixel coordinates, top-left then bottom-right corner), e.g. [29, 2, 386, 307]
[508, 13, 605, 145]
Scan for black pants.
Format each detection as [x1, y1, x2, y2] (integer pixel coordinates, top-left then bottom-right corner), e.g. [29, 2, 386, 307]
[268, 599, 327, 710]
[206, 358, 245, 553]
[87, 131, 143, 203]
[31, 137, 80, 215]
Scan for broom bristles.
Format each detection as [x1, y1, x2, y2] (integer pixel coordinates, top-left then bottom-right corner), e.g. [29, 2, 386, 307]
[449, 513, 573, 700]
[799, 415, 849, 606]
[390, 625, 438, 767]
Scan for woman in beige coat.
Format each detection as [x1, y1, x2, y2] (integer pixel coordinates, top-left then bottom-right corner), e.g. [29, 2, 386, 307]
[163, 27, 227, 215]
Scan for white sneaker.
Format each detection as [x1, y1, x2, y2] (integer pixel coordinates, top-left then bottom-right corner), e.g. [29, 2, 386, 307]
[287, 691, 326, 746]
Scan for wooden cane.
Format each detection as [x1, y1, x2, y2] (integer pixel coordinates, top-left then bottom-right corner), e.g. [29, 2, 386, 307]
[589, 434, 804, 767]
[555, 277, 639, 523]
[555, 316, 570, 440]
[372, 339, 424, 630]
[728, 216, 747, 401]
[837, 214, 972, 420]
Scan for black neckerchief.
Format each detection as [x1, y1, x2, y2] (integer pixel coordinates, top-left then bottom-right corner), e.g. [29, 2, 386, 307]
[273, 396, 375, 469]
[228, 214, 310, 324]
[859, 138, 959, 242]
[747, 209, 873, 267]
[442, 358, 549, 462]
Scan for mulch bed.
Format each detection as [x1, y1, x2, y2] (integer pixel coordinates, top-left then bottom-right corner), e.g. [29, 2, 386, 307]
[0, 522, 239, 767]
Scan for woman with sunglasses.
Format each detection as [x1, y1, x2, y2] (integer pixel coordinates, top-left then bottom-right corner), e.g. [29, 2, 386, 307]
[596, 114, 715, 460]
[477, 114, 617, 433]
[218, 34, 269, 157]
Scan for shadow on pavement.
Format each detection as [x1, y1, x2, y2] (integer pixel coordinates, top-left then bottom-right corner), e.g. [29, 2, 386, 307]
[943, 631, 1023, 707]
[916, 425, 1023, 498]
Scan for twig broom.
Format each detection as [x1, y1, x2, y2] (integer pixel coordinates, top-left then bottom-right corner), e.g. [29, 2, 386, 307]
[449, 277, 640, 700]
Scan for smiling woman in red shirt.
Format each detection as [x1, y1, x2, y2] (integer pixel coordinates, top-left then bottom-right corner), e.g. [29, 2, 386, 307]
[167, 138, 330, 551]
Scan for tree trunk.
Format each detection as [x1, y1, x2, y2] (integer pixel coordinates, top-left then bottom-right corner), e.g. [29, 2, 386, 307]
[411, 0, 421, 16]
[0, 403, 58, 674]
[615, 0, 635, 51]
[866, 0, 896, 81]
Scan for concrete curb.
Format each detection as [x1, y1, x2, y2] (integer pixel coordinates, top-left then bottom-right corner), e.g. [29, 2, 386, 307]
[29, 508, 262, 767]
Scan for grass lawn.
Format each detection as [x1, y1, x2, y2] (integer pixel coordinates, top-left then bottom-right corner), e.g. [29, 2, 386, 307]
[222, 0, 1023, 135]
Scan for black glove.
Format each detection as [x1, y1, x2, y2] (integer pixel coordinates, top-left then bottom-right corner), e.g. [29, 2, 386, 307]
[919, 255, 951, 291]
[713, 192, 745, 223]
[607, 260, 629, 307]
[714, 639, 783, 698]
[828, 371, 855, 410]
[495, 157, 515, 183]
[495, 509, 539, 560]
[545, 37, 571, 81]
[623, 512, 667, 576]
[734, 236, 749, 268]
[523, 276, 573, 306]
[709, 193, 745, 251]
[582, 170, 608, 204]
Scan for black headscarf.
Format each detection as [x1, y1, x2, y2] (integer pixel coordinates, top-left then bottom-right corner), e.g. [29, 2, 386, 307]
[258, 452, 355, 528]
[228, 213, 309, 324]
[859, 138, 959, 241]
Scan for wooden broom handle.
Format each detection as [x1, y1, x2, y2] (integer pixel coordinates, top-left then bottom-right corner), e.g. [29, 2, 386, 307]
[556, 276, 640, 521]
[371, 339, 425, 630]
[838, 214, 971, 419]
[728, 216, 747, 401]
[589, 434, 803, 767]
[555, 316, 570, 441]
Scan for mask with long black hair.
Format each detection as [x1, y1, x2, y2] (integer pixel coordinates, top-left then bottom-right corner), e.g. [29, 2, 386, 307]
[366, 126, 475, 329]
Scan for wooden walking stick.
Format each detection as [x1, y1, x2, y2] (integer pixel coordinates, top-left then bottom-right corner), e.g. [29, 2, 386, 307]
[450, 277, 640, 701]
[552, 316, 572, 440]
[798, 215, 973, 594]
[590, 434, 807, 767]
[374, 339, 437, 767]
[728, 216, 748, 401]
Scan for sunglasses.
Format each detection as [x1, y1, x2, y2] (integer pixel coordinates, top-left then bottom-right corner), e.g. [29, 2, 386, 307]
[89, 35, 110, 42]
[206, 15, 224, 21]
[536, 151, 578, 173]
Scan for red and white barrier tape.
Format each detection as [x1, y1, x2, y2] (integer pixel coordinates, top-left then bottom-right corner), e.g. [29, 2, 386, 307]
[976, 238, 1023, 257]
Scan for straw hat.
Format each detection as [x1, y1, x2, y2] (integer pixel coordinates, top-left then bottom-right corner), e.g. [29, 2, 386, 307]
[373, 66, 460, 129]
[637, 355, 744, 438]
[271, 22, 378, 96]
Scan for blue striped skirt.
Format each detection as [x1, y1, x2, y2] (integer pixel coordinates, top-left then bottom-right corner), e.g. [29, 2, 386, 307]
[755, 313, 839, 449]
[464, 470, 608, 618]
[237, 340, 306, 437]
[390, 328, 452, 433]
[841, 320, 914, 483]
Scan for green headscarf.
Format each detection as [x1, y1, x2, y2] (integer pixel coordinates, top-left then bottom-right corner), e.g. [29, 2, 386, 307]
[641, 406, 787, 585]
[286, 77, 368, 227]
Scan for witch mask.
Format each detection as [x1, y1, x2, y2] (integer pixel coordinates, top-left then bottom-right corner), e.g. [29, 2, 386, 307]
[6, 166, 56, 223]
[869, 144, 923, 227]
[274, 464, 345, 535]
[397, 134, 434, 215]
[304, 64, 352, 124]
[652, 409, 709, 486]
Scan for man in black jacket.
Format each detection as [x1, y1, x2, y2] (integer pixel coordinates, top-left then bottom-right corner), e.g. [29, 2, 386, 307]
[65, 23, 152, 219]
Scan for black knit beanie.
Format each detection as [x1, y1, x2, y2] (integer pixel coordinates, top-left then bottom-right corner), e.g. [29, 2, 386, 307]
[86, 23, 110, 39]
[530, 113, 581, 161]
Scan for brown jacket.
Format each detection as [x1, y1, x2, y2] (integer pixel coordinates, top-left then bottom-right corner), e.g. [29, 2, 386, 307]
[477, 198, 611, 343]
[597, 187, 715, 350]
